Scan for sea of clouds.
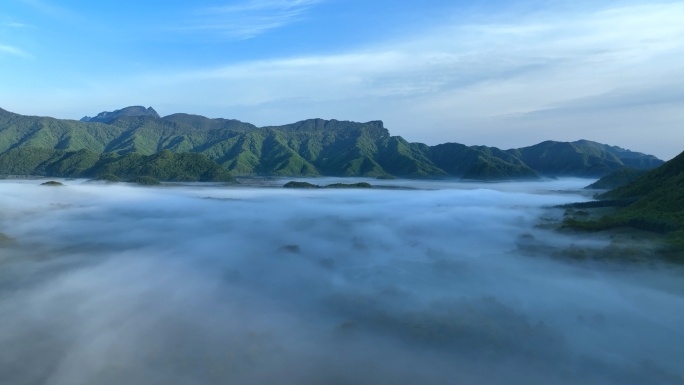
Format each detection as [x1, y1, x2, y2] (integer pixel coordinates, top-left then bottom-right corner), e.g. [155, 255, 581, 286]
[0, 178, 683, 385]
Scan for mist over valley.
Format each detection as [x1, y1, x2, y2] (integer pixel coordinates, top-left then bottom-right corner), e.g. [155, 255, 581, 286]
[1, 178, 683, 384]
[2, 2, 684, 382]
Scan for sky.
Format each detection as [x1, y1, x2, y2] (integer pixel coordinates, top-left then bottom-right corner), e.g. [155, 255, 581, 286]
[1, 0, 683, 159]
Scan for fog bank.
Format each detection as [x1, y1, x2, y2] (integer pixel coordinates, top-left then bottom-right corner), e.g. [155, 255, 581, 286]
[1, 179, 683, 385]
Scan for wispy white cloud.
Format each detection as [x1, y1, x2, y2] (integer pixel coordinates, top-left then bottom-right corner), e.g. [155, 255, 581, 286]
[211, 0, 322, 13]
[20, 0, 81, 21]
[189, 0, 324, 39]
[3, 22, 32, 28]
[0, 44, 30, 58]
[147, 3, 684, 111]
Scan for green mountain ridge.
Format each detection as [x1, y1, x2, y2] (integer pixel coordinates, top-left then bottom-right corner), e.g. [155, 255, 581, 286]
[585, 167, 648, 190]
[564, 150, 684, 254]
[0, 107, 664, 180]
[0, 147, 235, 182]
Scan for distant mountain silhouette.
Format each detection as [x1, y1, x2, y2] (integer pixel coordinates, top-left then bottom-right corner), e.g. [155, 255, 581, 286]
[81, 106, 160, 123]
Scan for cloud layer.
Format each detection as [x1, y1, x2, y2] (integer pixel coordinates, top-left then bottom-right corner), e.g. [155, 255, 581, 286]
[1, 178, 683, 384]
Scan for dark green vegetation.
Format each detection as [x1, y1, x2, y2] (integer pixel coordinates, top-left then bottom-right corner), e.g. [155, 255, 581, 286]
[518, 232, 665, 264]
[0, 148, 236, 182]
[563, 150, 684, 258]
[40, 181, 64, 186]
[0, 107, 663, 180]
[283, 181, 319, 188]
[130, 176, 161, 186]
[319, 181, 371, 188]
[0, 233, 15, 245]
[326, 182, 373, 188]
[91, 174, 121, 182]
[585, 167, 647, 189]
[558, 199, 638, 209]
[283, 181, 373, 189]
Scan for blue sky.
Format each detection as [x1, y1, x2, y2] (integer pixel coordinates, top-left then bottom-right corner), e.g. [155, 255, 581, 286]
[1, 0, 683, 159]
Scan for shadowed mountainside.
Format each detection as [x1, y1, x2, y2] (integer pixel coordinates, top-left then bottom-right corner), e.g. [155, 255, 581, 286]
[564, 150, 684, 254]
[585, 167, 648, 190]
[0, 107, 664, 180]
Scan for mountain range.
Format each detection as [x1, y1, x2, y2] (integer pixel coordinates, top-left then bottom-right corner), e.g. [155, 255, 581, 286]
[0, 106, 665, 180]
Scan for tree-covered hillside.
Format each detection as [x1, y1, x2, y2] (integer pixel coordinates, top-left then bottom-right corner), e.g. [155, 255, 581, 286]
[585, 167, 648, 190]
[0, 107, 664, 180]
[0, 147, 235, 182]
[507, 140, 662, 177]
[564, 150, 684, 253]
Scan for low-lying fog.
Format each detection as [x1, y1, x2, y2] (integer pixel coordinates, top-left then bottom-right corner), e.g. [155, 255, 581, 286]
[1, 178, 683, 385]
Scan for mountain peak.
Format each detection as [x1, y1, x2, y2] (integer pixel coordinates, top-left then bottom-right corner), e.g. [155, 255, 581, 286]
[81, 106, 160, 123]
[263, 118, 388, 135]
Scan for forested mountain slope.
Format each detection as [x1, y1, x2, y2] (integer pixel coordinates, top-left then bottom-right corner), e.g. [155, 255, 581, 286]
[585, 168, 648, 190]
[0, 147, 235, 182]
[0, 107, 664, 179]
[565, 150, 684, 253]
